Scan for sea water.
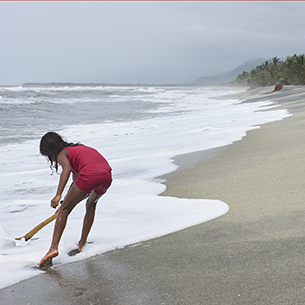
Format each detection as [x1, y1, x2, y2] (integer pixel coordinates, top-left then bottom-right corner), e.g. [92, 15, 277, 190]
[0, 85, 291, 288]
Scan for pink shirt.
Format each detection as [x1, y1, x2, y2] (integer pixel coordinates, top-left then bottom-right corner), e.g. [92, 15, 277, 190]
[65, 145, 111, 175]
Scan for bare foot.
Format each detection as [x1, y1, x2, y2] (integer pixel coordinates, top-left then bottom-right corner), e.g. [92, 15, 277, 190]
[39, 249, 59, 267]
[68, 240, 89, 256]
[78, 240, 86, 253]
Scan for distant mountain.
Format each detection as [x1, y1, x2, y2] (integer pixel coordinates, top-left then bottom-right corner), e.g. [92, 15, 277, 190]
[190, 58, 266, 86]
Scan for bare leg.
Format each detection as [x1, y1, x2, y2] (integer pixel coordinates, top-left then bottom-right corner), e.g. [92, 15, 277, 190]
[39, 183, 88, 267]
[78, 191, 102, 252]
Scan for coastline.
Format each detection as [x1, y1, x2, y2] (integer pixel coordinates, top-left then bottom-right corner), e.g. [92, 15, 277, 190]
[1, 86, 305, 304]
[161, 85, 305, 227]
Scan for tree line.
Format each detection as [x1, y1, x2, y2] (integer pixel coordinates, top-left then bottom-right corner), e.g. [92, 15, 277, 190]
[230, 54, 305, 88]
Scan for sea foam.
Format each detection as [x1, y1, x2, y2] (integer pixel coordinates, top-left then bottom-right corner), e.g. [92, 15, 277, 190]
[0, 86, 291, 289]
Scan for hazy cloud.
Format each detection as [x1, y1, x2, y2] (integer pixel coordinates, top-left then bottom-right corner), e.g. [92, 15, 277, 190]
[1, 1, 305, 85]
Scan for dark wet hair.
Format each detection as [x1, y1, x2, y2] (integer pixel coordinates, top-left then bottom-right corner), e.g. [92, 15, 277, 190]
[40, 132, 81, 173]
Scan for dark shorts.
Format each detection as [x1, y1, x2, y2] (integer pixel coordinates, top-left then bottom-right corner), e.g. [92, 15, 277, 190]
[75, 171, 112, 195]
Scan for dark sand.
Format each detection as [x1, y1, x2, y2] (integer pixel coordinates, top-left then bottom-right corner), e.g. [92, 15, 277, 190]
[1, 86, 305, 304]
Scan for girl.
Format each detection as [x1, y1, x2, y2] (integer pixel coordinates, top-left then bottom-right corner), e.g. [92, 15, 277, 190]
[39, 132, 112, 267]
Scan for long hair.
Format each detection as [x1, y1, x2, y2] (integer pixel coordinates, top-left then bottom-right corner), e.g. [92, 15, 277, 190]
[39, 132, 80, 173]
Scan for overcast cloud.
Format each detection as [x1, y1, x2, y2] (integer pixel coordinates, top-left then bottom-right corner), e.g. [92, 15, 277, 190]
[1, 1, 305, 85]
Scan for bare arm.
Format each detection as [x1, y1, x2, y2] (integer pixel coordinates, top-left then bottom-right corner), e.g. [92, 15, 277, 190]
[50, 149, 71, 208]
[66, 172, 78, 193]
[72, 172, 78, 181]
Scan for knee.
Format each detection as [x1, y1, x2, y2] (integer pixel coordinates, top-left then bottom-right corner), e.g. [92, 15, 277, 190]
[57, 207, 70, 221]
[86, 201, 97, 211]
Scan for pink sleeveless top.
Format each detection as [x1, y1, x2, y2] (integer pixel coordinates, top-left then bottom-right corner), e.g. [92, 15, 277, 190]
[65, 145, 111, 175]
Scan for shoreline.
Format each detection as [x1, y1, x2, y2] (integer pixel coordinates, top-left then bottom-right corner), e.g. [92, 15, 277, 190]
[161, 86, 305, 227]
[1, 86, 305, 304]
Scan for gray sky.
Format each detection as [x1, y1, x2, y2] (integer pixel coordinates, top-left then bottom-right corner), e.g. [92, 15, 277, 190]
[1, 1, 305, 85]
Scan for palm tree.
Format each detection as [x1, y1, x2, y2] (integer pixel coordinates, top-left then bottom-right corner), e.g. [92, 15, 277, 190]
[271, 56, 281, 67]
[294, 54, 305, 84]
[230, 54, 305, 87]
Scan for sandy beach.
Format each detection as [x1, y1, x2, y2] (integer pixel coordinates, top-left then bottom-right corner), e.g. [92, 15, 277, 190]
[1, 85, 305, 304]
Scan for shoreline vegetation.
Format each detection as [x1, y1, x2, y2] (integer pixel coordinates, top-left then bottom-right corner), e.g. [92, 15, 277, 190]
[9, 53, 305, 90]
[230, 53, 305, 88]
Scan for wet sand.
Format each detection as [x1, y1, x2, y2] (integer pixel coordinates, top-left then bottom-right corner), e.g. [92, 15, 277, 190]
[1, 86, 305, 304]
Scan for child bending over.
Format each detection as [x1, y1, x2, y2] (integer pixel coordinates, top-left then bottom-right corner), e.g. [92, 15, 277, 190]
[39, 132, 112, 267]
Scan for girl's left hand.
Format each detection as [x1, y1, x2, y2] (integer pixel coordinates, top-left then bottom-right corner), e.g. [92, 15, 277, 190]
[51, 195, 61, 208]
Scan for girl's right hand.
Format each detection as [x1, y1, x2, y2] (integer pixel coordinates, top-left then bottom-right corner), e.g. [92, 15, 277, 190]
[51, 194, 61, 208]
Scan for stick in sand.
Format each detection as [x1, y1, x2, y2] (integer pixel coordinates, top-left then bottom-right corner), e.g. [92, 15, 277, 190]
[15, 211, 58, 241]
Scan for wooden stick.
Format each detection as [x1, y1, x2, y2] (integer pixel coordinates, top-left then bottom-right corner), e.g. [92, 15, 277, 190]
[15, 212, 58, 241]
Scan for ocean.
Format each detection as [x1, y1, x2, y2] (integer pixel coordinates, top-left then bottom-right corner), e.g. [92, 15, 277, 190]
[0, 84, 291, 289]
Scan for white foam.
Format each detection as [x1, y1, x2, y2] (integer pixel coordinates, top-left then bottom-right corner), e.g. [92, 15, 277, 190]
[0, 87, 291, 289]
